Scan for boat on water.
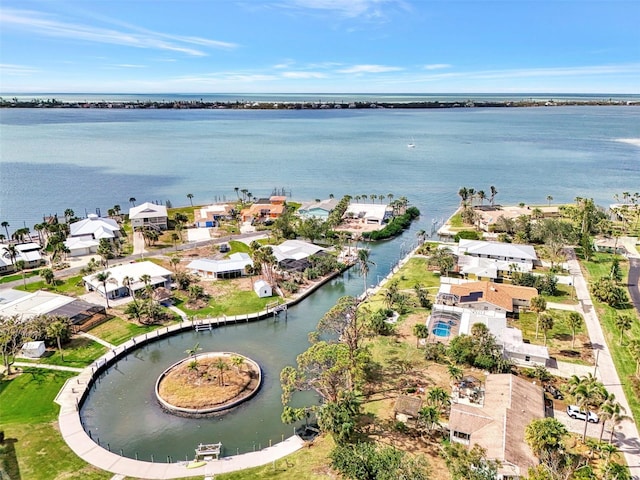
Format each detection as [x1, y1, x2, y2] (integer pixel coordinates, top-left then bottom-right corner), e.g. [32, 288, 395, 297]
[407, 137, 416, 149]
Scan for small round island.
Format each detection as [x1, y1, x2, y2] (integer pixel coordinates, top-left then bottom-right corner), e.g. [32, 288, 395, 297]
[155, 352, 262, 416]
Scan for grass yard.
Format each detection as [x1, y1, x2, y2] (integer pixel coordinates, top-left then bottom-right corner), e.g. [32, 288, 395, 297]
[0, 270, 40, 284]
[542, 283, 576, 305]
[15, 274, 86, 296]
[447, 211, 463, 229]
[37, 336, 108, 367]
[0, 368, 111, 480]
[174, 290, 276, 317]
[512, 310, 591, 364]
[389, 257, 442, 290]
[87, 316, 169, 345]
[581, 252, 640, 430]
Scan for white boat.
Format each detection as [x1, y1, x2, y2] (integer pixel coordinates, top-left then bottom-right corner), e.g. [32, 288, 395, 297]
[407, 137, 416, 149]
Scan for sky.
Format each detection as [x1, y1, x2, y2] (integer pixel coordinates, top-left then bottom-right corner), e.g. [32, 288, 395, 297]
[0, 0, 639, 94]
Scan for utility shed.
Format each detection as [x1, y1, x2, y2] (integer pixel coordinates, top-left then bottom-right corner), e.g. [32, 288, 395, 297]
[254, 280, 272, 298]
[22, 341, 46, 358]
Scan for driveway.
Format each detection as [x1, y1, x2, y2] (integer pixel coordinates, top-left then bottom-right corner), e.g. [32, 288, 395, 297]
[553, 408, 607, 440]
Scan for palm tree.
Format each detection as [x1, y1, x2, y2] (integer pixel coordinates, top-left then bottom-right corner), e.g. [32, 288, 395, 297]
[569, 374, 607, 441]
[539, 313, 554, 345]
[122, 276, 137, 305]
[93, 271, 113, 308]
[2, 243, 19, 270]
[214, 358, 229, 386]
[477, 190, 486, 205]
[629, 339, 640, 377]
[615, 314, 632, 345]
[530, 296, 547, 339]
[15, 260, 27, 288]
[169, 256, 180, 272]
[413, 323, 429, 347]
[418, 405, 440, 433]
[234, 187, 240, 199]
[1, 221, 9, 239]
[357, 248, 374, 295]
[598, 394, 626, 443]
[427, 386, 450, 413]
[129, 197, 137, 207]
[447, 363, 463, 385]
[489, 186, 498, 207]
[546, 195, 553, 206]
[187, 193, 194, 206]
[566, 312, 583, 349]
[46, 317, 69, 361]
[231, 355, 244, 373]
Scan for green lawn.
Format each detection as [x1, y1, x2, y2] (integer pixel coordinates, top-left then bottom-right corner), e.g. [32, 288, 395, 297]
[542, 283, 576, 305]
[174, 289, 277, 317]
[581, 252, 640, 429]
[514, 310, 590, 364]
[38, 336, 107, 368]
[0, 270, 40, 284]
[388, 257, 442, 290]
[87, 316, 169, 345]
[448, 211, 463, 228]
[0, 368, 112, 480]
[15, 274, 86, 296]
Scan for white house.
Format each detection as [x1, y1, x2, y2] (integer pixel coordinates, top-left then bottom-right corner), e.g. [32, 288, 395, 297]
[345, 203, 392, 225]
[65, 214, 121, 257]
[83, 261, 172, 300]
[270, 239, 327, 271]
[454, 239, 538, 278]
[0, 242, 45, 273]
[194, 204, 233, 228]
[22, 340, 46, 358]
[187, 253, 253, 279]
[0, 290, 105, 329]
[254, 280, 272, 298]
[129, 202, 168, 230]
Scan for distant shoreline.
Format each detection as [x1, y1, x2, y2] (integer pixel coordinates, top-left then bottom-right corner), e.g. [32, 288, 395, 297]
[1, 98, 639, 110]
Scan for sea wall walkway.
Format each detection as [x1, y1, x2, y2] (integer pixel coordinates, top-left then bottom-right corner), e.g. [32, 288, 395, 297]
[55, 267, 348, 478]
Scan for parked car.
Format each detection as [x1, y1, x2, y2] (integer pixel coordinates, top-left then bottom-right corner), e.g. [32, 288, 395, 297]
[567, 405, 599, 423]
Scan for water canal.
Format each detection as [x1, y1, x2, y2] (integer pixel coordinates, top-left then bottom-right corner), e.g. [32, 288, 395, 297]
[80, 236, 411, 461]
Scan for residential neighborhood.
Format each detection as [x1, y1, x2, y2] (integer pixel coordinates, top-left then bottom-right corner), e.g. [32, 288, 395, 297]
[1, 191, 639, 480]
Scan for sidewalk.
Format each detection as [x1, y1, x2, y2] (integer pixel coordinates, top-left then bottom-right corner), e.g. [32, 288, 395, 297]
[565, 248, 640, 475]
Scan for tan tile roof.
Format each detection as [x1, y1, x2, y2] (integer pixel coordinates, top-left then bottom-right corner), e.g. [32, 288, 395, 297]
[450, 281, 538, 312]
[449, 374, 544, 474]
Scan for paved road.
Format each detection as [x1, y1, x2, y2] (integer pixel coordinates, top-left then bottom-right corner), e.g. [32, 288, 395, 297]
[565, 248, 640, 476]
[628, 258, 640, 313]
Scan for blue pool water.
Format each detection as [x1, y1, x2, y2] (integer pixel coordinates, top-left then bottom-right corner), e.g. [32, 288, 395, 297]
[432, 321, 451, 337]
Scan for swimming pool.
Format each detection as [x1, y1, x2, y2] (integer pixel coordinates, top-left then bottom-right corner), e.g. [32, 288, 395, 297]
[432, 321, 451, 337]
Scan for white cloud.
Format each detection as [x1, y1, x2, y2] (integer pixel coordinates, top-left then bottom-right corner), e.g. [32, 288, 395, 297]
[0, 63, 39, 76]
[281, 71, 327, 79]
[0, 8, 237, 57]
[337, 64, 403, 74]
[108, 64, 147, 69]
[277, 0, 406, 19]
[423, 64, 451, 70]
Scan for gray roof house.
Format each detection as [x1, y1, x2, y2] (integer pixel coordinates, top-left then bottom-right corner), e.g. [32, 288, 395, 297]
[298, 199, 339, 219]
[187, 253, 253, 279]
[129, 202, 168, 230]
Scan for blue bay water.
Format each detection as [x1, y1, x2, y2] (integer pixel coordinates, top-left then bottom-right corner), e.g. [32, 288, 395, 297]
[1, 105, 638, 232]
[1, 103, 639, 459]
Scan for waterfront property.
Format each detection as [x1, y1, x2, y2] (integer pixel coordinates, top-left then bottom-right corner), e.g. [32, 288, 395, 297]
[453, 239, 538, 280]
[65, 214, 121, 257]
[186, 253, 253, 279]
[0, 289, 105, 330]
[194, 204, 234, 227]
[0, 242, 45, 272]
[129, 202, 168, 230]
[297, 198, 339, 219]
[344, 202, 392, 225]
[269, 239, 328, 271]
[82, 261, 172, 300]
[473, 204, 560, 233]
[449, 373, 544, 479]
[240, 196, 286, 223]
